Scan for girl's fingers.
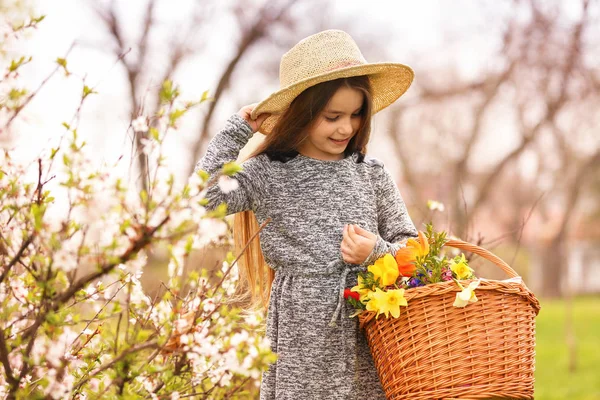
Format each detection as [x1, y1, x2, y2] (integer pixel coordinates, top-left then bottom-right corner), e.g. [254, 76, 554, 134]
[342, 225, 357, 246]
[353, 225, 376, 239]
[340, 250, 357, 264]
[340, 242, 353, 255]
[349, 225, 369, 246]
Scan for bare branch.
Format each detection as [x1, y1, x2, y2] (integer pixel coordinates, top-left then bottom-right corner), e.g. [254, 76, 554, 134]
[187, 0, 298, 176]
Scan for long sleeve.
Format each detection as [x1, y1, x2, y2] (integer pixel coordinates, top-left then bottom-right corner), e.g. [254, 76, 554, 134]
[360, 164, 418, 267]
[194, 114, 270, 215]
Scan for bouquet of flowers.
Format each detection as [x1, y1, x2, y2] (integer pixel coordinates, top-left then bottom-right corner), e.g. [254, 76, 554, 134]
[344, 224, 480, 318]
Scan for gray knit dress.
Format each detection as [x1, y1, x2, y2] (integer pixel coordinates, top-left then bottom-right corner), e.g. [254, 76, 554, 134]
[195, 114, 418, 400]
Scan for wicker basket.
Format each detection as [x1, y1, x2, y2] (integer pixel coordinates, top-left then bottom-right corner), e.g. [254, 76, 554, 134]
[357, 239, 541, 400]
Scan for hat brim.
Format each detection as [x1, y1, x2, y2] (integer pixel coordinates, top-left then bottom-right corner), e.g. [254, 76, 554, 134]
[250, 62, 414, 135]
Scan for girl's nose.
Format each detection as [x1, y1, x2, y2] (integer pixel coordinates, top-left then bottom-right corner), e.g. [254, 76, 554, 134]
[339, 118, 353, 135]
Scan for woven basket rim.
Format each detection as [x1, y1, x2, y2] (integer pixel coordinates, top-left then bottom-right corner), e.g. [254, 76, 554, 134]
[357, 277, 541, 330]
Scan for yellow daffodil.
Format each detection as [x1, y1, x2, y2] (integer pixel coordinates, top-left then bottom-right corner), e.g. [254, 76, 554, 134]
[366, 288, 408, 318]
[453, 280, 480, 308]
[350, 275, 372, 302]
[450, 254, 473, 280]
[368, 253, 399, 286]
[365, 290, 380, 314]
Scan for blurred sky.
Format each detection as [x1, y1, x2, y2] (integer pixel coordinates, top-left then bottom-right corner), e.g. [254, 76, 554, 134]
[5, 0, 588, 183]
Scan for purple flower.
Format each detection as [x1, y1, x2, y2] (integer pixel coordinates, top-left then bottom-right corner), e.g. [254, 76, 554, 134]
[408, 278, 424, 288]
[441, 269, 453, 281]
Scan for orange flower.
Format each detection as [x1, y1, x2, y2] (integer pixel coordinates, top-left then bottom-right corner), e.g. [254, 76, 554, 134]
[394, 231, 430, 276]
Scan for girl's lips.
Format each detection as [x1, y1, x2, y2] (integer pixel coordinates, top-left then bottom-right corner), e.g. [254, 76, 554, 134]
[330, 138, 349, 145]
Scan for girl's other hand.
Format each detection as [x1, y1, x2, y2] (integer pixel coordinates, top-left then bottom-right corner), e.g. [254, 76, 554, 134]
[237, 103, 270, 133]
[340, 224, 377, 265]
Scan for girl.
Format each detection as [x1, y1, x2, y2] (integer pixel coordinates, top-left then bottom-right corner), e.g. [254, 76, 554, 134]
[195, 30, 418, 400]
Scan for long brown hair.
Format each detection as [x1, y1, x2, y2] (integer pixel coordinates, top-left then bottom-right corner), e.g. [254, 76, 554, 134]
[232, 76, 373, 312]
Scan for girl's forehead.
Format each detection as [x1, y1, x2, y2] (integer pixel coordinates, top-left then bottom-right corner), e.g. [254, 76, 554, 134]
[326, 87, 364, 112]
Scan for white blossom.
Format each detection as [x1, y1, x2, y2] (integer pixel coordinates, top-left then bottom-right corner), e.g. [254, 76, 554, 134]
[230, 330, 249, 347]
[218, 175, 239, 194]
[9, 278, 27, 303]
[427, 199, 445, 212]
[0, 283, 6, 303]
[45, 369, 75, 399]
[89, 378, 100, 392]
[197, 218, 228, 245]
[140, 137, 155, 155]
[129, 280, 150, 307]
[132, 116, 149, 132]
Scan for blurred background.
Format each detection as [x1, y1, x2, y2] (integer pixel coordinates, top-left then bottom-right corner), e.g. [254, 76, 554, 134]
[2, 0, 599, 398]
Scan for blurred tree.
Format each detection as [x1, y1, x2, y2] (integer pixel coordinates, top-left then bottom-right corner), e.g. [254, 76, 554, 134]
[90, 0, 322, 189]
[384, 0, 599, 297]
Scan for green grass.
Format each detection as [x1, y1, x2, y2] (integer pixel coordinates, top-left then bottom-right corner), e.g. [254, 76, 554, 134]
[535, 296, 600, 400]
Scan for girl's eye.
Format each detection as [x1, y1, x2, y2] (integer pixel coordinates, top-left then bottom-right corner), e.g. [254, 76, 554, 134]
[326, 114, 361, 122]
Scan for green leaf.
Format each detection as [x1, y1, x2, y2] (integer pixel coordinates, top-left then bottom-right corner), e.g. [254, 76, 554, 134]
[149, 127, 160, 141]
[8, 88, 27, 101]
[197, 169, 209, 182]
[200, 90, 211, 103]
[82, 85, 96, 99]
[168, 108, 186, 127]
[8, 56, 30, 72]
[222, 161, 242, 176]
[226, 251, 235, 264]
[159, 79, 180, 104]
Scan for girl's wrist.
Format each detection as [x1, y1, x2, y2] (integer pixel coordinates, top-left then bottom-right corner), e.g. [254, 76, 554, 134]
[228, 114, 254, 137]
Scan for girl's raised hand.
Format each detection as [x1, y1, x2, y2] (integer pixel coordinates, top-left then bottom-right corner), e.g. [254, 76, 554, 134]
[340, 224, 377, 265]
[237, 103, 271, 133]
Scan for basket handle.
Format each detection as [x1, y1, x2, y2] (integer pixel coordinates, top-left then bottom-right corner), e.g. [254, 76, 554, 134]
[443, 239, 519, 278]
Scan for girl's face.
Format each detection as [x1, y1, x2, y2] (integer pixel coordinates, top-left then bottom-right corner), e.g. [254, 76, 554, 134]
[297, 86, 363, 161]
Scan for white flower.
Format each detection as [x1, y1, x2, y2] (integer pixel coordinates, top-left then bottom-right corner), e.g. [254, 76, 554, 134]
[453, 280, 480, 308]
[89, 378, 100, 391]
[0, 283, 6, 303]
[219, 371, 233, 387]
[171, 392, 180, 400]
[45, 369, 75, 399]
[9, 278, 27, 303]
[197, 218, 228, 244]
[427, 200, 445, 212]
[83, 285, 99, 300]
[129, 282, 150, 306]
[53, 249, 78, 273]
[140, 138, 155, 155]
[132, 116, 149, 132]
[174, 317, 190, 333]
[245, 313, 261, 327]
[248, 346, 258, 358]
[218, 175, 239, 194]
[230, 330, 249, 347]
[202, 298, 216, 313]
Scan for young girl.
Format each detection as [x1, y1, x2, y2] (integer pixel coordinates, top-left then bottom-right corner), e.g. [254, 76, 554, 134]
[195, 30, 418, 400]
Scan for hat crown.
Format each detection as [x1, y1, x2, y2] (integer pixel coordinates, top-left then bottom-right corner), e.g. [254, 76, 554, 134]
[279, 30, 367, 88]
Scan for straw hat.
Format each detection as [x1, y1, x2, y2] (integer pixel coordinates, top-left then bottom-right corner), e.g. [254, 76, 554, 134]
[250, 29, 414, 135]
